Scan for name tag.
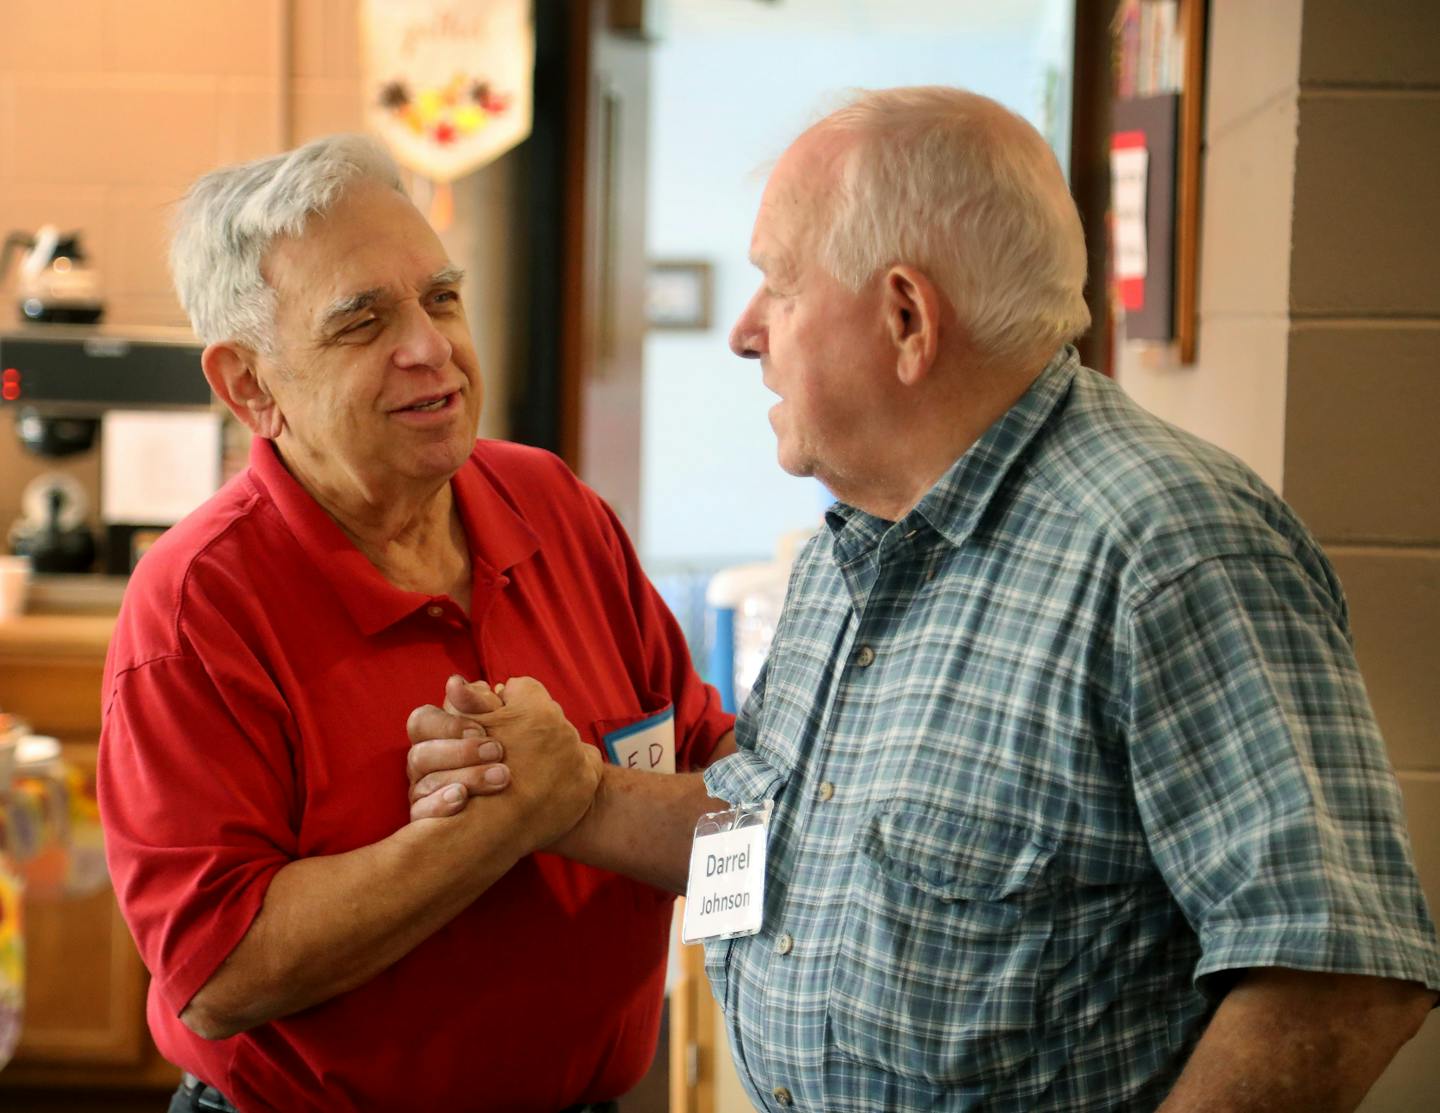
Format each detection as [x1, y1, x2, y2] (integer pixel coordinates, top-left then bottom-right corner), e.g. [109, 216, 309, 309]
[602, 707, 675, 774]
[682, 803, 771, 943]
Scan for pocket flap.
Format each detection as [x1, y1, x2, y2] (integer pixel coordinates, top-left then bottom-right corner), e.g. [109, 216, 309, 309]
[856, 806, 1056, 902]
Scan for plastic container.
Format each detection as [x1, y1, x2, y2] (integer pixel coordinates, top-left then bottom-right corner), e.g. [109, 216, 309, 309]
[704, 528, 814, 713]
[0, 715, 26, 1069]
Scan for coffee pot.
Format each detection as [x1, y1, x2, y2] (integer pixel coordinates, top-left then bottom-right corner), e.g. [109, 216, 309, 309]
[7, 474, 96, 575]
[0, 226, 105, 324]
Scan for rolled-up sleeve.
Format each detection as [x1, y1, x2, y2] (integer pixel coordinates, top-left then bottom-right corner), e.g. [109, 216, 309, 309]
[1124, 553, 1440, 996]
[704, 661, 788, 804]
[100, 650, 297, 1018]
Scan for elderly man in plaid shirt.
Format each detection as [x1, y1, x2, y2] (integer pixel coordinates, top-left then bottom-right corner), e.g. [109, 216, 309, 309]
[409, 86, 1438, 1112]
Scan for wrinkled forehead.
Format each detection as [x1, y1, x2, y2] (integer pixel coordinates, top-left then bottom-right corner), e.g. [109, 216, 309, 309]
[751, 127, 853, 265]
[282, 183, 436, 261]
[263, 183, 450, 322]
[770, 125, 853, 203]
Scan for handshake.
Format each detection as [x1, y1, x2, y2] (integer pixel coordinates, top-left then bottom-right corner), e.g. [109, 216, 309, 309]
[404, 675, 604, 852]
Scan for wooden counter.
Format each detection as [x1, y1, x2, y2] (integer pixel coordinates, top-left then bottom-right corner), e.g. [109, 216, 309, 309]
[0, 610, 180, 1099]
[0, 613, 115, 745]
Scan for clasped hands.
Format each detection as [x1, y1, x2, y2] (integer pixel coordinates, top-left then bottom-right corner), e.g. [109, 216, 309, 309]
[405, 675, 602, 851]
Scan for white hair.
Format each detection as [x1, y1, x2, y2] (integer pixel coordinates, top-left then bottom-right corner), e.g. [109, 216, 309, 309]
[816, 87, 1090, 368]
[170, 134, 405, 350]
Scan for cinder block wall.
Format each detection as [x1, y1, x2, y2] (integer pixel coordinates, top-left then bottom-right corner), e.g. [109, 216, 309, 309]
[1282, 4, 1440, 1106]
[1124, 2, 1439, 1107]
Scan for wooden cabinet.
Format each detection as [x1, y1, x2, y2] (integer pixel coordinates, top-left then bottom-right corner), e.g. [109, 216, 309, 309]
[0, 613, 179, 1098]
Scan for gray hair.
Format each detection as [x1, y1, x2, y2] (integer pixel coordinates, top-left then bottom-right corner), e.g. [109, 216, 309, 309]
[816, 87, 1090, 368]
[170, 134, 405, 350]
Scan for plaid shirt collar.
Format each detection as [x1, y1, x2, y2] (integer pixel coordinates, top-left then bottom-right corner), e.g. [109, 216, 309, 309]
[826, 346, 1079, 557]
[822, 347, 1078, 609]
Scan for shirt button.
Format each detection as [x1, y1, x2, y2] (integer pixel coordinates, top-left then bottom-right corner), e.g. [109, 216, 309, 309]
[775, 932, 794, 955]
[818, 781, 835, 802]
[772, 1086, 793, 1106]
[426, 604, 444, 618]
[855, 644, 875, 667]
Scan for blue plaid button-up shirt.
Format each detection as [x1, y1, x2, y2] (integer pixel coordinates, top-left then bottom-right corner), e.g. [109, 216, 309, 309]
[703, 348, 1440, 1112]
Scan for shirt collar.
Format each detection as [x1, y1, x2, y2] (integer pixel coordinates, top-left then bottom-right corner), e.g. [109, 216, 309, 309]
[824, 346, 1079, 556]
[247, 438, 539, 636]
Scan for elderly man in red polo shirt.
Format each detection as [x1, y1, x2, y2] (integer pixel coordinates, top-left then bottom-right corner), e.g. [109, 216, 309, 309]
[97, 134, 735, 1113]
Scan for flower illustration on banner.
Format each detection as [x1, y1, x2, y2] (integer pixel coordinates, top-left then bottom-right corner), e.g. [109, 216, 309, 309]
[362, 0, 533, 187]
[376, 74, 514, 148]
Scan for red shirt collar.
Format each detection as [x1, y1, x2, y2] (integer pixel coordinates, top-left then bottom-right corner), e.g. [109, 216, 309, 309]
[246, 437, 539, 636]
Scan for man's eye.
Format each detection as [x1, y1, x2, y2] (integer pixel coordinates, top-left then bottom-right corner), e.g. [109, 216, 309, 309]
[431, 290, 460, 306]
[342, 318, 379, 336]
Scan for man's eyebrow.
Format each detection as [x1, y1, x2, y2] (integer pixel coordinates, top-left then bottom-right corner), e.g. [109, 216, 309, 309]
[319, 288, 384, 330]
[749, 251, 793, 281]
[318, 267, 467, 330]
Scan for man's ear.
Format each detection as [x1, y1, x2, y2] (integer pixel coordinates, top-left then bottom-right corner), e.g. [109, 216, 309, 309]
[202, 342, 284, 439]
[882, 264, 942, 387]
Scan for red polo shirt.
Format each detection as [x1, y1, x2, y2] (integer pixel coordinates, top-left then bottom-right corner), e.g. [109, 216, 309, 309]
[98, 437, 731, 1113]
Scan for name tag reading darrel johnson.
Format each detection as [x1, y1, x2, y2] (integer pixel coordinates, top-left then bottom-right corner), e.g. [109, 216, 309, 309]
[682, 803, 770, 943]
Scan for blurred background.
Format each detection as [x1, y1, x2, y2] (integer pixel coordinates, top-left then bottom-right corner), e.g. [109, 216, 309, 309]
[1, 1, 1436, 1110]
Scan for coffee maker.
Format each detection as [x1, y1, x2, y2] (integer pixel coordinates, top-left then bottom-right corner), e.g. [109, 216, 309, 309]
[0, 227, 106, 325]
[0, 325, 216, 575]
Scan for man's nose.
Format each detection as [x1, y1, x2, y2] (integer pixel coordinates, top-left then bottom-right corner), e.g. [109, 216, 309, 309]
[393, 301, 453, 370]
[729, 295, 765, 359]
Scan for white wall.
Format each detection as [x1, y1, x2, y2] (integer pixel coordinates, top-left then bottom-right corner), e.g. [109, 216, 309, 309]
[641, 3, 1074, 566]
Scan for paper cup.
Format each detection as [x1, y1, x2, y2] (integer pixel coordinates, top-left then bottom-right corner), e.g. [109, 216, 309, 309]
[0, 556, 32, 621]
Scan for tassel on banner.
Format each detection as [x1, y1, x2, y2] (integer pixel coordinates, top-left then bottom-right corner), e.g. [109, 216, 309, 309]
[406, 174, 452, 232]
[428, 180, 454, 231]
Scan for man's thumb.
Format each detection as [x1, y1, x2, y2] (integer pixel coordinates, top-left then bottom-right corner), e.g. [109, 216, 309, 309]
[445, 674, 502, 716]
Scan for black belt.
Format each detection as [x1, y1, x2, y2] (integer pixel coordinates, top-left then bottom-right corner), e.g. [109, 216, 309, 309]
[179, 1073, 240, 1113]
[180, 1075, 616, 1113]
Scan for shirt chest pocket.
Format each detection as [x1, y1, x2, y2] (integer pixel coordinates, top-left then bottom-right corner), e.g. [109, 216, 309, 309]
[593, 702, 675, 773]
[828, 806, 1058, 1086]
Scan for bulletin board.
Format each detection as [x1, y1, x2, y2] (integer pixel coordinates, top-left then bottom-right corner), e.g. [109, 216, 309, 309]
[1109, 0, 1206, 363]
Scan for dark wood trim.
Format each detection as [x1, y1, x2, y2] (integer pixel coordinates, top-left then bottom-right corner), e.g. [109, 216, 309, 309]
[556, 1, 594, 472]
[1175, 0, 1207, 364]
[510, 0, 585, 468]
[1069, 0, 1118, 375]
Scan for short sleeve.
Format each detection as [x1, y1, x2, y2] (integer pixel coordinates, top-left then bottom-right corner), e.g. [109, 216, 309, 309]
[705, 660, 787, 806]
[100, 651, 298, 1017]
[1124, 554, 1440, 996]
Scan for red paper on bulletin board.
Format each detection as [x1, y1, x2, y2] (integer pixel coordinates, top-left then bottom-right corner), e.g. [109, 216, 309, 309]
[1110, 129, 1148, 312]
[1111, 94, 1179, 341]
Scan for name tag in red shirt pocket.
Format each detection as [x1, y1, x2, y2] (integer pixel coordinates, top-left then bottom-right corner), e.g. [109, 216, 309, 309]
[598, 706, 675, 774]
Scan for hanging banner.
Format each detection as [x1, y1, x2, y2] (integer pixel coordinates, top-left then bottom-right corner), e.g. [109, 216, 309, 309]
[361, 0, 534, 183]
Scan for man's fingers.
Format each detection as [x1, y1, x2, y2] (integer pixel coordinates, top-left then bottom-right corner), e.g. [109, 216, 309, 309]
[475, 676, 550, 724]
[405, 737, 504, 785]
[407, 703, 478, 745]
[497, 675, 545, 705]
[410, 764, 512, 806]
[445, 675, 503, 716]
[411, 782, 469, 821]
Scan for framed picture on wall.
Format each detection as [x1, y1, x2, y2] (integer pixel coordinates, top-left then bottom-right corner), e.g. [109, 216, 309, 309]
[1108, 0, 1206, 363]
[645, 260, 713, 330]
